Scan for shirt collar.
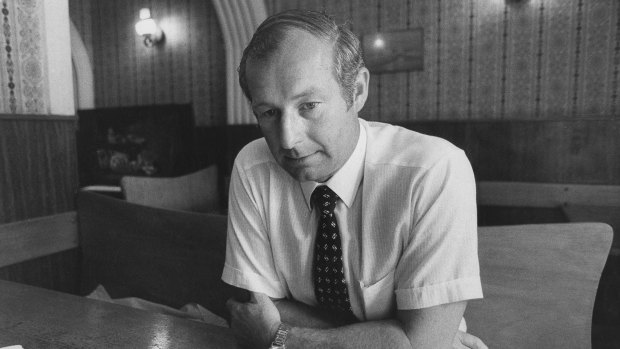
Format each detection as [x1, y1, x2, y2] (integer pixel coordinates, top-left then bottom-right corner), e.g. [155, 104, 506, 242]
[300, 120, 367, 210]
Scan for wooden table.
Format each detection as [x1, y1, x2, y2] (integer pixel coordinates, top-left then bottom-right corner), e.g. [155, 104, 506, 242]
[0, 280, 240, 348]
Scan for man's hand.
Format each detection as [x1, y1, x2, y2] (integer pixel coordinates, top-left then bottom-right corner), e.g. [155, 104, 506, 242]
[453, 331, 488, 349]
[226, 292, 281, 348]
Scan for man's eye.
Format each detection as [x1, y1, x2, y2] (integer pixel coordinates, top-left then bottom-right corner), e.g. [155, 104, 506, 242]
[259, 109, 279, 118]
[300, 102, 319, 111]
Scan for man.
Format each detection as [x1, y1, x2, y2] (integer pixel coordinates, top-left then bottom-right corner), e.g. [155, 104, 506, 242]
[223, 9, 486, 349]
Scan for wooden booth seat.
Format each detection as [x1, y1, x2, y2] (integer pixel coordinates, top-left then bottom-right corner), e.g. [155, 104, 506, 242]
[466, 223, 612, 349]
[0, 191, 613, 348]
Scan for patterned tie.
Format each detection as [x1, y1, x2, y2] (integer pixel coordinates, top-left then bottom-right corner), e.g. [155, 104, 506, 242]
[312, 185, 354, 316]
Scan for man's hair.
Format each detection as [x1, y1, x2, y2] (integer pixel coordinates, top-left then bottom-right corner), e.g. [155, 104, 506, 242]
[238, 9, 365, 108]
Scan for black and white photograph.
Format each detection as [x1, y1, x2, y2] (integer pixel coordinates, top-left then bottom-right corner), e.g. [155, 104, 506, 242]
[0, 0, 618, 348]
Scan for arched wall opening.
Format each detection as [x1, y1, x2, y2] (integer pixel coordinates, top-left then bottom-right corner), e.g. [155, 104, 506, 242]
[69, 1, 266, 124]
[211, 0, 267, 124]
[70, 19, 94, 110]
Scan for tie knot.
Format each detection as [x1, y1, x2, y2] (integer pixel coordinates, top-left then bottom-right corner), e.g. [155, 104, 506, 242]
[312, 185, 339, 212]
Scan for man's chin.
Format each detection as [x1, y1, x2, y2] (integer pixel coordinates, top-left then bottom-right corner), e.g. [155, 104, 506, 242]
[283, 167, 332, 183]
[278, 155, 334, 182]
[285, 169, 315, 182]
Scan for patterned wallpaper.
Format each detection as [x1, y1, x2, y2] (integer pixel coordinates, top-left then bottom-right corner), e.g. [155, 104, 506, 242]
[266, 0, 620, 121]
[69, 0, 226, 126]
[69, 0, 620, 122]
[0, 0, 50, 114]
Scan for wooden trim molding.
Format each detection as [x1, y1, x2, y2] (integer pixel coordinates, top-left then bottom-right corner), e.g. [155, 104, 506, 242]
[477, 181, 620, 208]
[0, 113, 77, 121]
[0, 212, 78, 268]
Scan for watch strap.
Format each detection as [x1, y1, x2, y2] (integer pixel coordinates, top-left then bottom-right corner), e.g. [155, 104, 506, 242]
[270, 322, 291, 348]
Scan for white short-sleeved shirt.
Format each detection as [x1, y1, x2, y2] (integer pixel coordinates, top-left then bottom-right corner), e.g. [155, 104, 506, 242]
[222, 119, 483, 321]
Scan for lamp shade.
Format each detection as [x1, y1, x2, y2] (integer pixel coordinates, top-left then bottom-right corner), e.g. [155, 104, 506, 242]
[135, 18, 158, 36]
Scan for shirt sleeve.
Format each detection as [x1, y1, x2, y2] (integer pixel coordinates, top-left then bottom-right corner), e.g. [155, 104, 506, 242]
[221, 159, 287, 298]
[394, 149, 483, 309]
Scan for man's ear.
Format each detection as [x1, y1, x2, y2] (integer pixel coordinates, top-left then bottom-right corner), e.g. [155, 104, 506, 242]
[353, 67, 370, 113]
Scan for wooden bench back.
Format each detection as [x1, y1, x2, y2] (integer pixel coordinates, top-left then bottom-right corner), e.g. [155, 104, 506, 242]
[0, 212, 77, 269]
[76, 190, 234, 319]
[466, 223, 612, 349]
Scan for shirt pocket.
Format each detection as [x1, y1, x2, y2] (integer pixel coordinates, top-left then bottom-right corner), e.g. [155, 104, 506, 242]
[360, 270, 395, 321]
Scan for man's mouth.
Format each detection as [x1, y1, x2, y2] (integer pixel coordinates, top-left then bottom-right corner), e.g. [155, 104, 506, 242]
[284, 152, 317, 163]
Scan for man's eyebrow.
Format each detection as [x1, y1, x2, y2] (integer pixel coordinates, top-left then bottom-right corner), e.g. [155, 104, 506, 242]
[251, 88, 324, 109]
[251, 101, 271, 110]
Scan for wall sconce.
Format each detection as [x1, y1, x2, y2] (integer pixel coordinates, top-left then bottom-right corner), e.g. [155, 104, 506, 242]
[135, 8, 164, 47]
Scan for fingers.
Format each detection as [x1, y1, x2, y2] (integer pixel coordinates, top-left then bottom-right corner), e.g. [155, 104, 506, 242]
[452, 332, 467, 349]
[452, 340, 468, 349]
[226, 297, 238, 309]
[457, 331, 488, 349]
[226, 297, 241, 309]
[226, 292, 270, 314]
[474, 338, 488, 349]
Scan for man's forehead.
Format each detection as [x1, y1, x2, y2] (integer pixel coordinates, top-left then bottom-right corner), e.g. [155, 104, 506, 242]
[245, 33, 336, 102]
[250, 29, 333, 65]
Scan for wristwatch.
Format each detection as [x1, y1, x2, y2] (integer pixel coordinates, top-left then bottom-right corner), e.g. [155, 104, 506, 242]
[269, 323, 291, 349]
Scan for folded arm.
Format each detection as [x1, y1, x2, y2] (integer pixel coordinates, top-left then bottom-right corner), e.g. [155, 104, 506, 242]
[279, 298, 465, 349]
[227, 293, 467, 349]
[272, 298, 354, 329]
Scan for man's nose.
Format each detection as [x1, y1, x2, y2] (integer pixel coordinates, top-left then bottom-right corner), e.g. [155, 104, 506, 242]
[279, 111, 302, 150]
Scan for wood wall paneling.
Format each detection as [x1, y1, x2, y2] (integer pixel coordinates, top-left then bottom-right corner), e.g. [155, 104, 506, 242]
[323, 0, 349, 25]
[360, 0, 380, 121]
[440, 1, 466, 119]
[152, 0, 171, 107]
[0, 117, 79, 223]
[378, 1, 408, 121]
[407, 0, 429, 120]
[117, 0, 138, 107]
[542, 1, 575, 117]
[505, 2, 538, 118]
[0, 116, 80, 293]
[170, 0, 190, 105]
[582, 1, 614, 116]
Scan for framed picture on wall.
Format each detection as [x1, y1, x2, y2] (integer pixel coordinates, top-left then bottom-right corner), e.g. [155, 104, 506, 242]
[362, 28, 424, 73]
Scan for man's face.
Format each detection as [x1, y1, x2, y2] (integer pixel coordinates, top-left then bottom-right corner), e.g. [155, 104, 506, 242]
[245, 29, 362, 183]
